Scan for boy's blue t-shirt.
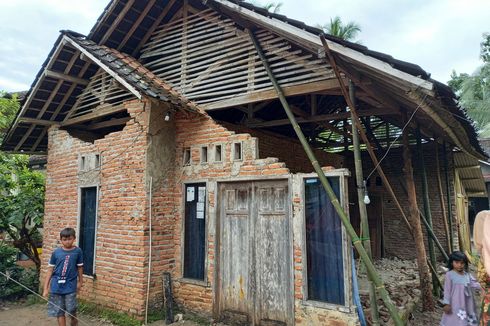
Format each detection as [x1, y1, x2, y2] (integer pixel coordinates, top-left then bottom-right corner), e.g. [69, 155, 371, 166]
[48, 247, 83, 294]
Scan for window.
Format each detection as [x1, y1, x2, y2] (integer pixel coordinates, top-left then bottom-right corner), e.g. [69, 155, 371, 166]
[79, 187, 98, 276]
[183, 148, 191, 166]
[183, 183, 206, 280]
[304, 177, 344, 305]
[80, 156, 86, 171]
[95, 154, 100, 169]
[201, 146, 208, 164]
[233, 142, 242, 161]
[215, 145, 222, 162]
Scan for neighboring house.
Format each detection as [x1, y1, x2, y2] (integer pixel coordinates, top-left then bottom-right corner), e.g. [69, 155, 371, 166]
[1, 1, 487, 325]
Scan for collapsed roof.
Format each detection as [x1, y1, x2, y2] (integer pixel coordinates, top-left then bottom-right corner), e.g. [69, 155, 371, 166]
[1, 0, 486, 161]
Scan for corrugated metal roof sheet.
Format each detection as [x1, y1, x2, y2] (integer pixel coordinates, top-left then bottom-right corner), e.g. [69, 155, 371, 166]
[454, 151, 487, 197]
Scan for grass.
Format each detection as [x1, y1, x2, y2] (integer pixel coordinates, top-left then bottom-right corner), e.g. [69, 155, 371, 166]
[25, 294, 45, 306]
[78, 300, 163, 326]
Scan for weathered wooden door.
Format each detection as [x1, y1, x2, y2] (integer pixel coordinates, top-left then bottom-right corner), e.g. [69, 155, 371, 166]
[219, 180, 292, 326]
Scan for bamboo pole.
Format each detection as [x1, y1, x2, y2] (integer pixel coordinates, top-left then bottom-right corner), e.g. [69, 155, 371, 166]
[318, 36, 412, 235]
[320, 35, 435, 310]
[350, 82, 381, 326]
[443, 141, 454, 251]
[416, 126, 439, 297]
[402, 121, 434, 310]
[248, 30, 404, 326]
[435, 143, 451, 253]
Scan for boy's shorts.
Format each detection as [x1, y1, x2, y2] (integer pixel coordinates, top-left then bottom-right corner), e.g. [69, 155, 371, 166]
[48, 292, 77, 317]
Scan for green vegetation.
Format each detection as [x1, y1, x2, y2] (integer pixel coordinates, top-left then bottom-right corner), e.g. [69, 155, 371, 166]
[0, 242, 39, 299]
[78, 300, 167, 326]
[0, 92, 45, 271]
[448, 33, 490, 137]
[317, 16, 361, 42]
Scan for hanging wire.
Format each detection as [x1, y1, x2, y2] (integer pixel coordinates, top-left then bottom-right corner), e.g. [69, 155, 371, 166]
[0, 271, 93, 326]
[365, 94, 428, 181]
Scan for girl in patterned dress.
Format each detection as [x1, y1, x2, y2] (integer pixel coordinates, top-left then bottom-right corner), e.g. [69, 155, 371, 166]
[441, 251, 481, 326]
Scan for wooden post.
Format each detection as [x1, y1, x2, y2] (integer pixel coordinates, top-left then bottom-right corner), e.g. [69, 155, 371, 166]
[249, 30, 404, 326]
[320, 35, 435, 310]
[416, 126, 439, 297]
[435, 143, 451, 252]
[443, 141, 454, 251]
[350, 81, 380, 326]
[402, 123, 434, 311]
[163, 272, 174, 324]
[319, 35, 413, 236]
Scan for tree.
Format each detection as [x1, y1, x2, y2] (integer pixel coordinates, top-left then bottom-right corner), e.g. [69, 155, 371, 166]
[248, 1, 283, 13]
[448, 34, 490, 137]
[263, 1, 282, 13]
[0, 91, 18, 137]
[0, 92, 45, 271]
[317, 16, 361, 42]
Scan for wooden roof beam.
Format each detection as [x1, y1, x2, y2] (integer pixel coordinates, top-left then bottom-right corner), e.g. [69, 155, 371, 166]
[44, 69, 89, 86]
[84, 117, 131, 130]
[248, 107, 394, 128]
[203, 79, 342, 110]
[61, 105, 128, 127]
[18, 118, 59, 126]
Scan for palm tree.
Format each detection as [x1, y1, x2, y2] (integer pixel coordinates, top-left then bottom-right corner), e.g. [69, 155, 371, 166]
[317, 16, 361, 42]
[263, 1, 282, 13]
[248, 1, 283, 14]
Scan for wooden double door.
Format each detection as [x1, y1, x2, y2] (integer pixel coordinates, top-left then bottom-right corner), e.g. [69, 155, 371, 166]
[218, 180, 292, 326]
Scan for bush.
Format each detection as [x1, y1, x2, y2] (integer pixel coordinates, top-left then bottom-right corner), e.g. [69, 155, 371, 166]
[0, 242, 39, 300]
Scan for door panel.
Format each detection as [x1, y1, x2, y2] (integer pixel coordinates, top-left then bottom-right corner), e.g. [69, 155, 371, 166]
[256, 184, 290, 325]
[219, 181, 291, 326]
[221, 184, 252, 321]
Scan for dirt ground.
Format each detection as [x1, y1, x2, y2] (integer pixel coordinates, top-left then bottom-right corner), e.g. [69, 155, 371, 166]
[407, 302, 444, 325]
[0, 301, 204, 326]
[0, 300, 444, 326]
[0, 302, 113, 326]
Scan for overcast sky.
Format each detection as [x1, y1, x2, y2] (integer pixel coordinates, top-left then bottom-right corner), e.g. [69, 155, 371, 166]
[0, 0, 488, 92]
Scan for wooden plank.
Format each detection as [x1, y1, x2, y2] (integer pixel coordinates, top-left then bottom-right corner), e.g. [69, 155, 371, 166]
[204, 79, 342, 110]
[30, 127, 48, 152]
[141, 8, 215, 50]
[211, 0, 434, 92]
[14, 125, 36, 152]
[248, 108, 394, 128]
[44, 69, 89, 85]
[85, 117, 131, 130]
[99, 0, 136, 45]
[118, 0, 158, 50]
[61, 104, 128, 127]
[132, 0, 179, 56]
[18, 118, 59, 126]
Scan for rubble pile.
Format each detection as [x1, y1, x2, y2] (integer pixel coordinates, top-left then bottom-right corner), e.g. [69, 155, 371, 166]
[357, 258, 421, 325]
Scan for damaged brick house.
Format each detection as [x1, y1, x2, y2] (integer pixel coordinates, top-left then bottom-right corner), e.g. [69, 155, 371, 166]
[2, 0, 487, 325]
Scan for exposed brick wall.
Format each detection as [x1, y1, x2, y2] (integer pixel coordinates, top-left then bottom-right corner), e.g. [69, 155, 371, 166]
[223, 123, 344, 173]
[42, 99, 354, 323]
[345, 144, 456, 260]
[42, 100, 150, 316]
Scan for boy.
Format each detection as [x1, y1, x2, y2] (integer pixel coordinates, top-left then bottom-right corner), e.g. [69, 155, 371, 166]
[43, 228, 84, 326]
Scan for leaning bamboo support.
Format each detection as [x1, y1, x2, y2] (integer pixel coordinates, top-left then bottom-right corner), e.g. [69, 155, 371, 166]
[443, 141, 455, 251]
[249, 30, 404, 326]
[319, 36, 412, 236]
[416, 127, 439, 296]
[350, 82, 381, 326]
[435, 143, 452, 253]
[320, 35, 434, 311]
